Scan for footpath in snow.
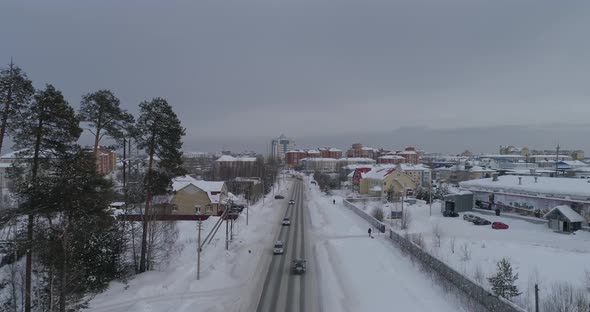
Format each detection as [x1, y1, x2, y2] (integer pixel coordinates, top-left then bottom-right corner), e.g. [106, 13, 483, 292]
[304, 176, 462, 312]
[86, 180, 292, 312]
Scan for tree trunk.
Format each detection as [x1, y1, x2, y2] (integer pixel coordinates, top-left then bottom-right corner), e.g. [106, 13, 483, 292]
[25, 104, 45, 312]
[59, 225, 68, 312]
[0, 62, 14, 155]
[139, 134, 156, 273]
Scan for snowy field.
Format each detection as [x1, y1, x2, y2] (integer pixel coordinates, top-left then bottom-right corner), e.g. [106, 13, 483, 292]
[385, 201, 590, 309]
[86, 180, 292, 312]
[304, 176, 463, 312]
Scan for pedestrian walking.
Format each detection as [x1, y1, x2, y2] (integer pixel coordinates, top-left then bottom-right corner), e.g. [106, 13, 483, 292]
[333, 199, 336, 205]
[368, 228, 372, 237]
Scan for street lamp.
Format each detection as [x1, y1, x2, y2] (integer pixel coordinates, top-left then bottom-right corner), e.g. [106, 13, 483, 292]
[195, 205, 202, 280]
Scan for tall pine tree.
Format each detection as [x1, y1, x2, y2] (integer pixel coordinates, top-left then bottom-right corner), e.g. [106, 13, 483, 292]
[35, 147, 124, 312]
[79, 89, 134, 162]
[11, 84, 82, 312]
[134, 98, 185, 273]
[0, 61, 34, 155]
[488, 258, 521, 300]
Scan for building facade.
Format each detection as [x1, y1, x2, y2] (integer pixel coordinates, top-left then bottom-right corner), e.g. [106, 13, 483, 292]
[271, 134, 294, 160]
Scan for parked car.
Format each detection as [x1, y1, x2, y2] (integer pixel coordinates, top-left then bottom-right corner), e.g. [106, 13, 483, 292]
[273, 241, 284, 255]
[292, 259, 306, 274]
[311, 181, 317, 185]
[443, 210, 459, 217]
[282, 217, 291, 226]
[463, 213, 477, 222]
[231, 204, 245, 212]
[289, 199, 295, 205]
[492, 222, 509, 229]
[472, 217, 491, 225]
[275, 195, 285, 199]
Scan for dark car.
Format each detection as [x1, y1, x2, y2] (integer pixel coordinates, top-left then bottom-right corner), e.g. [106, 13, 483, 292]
[231, 204, 245, 213]
[492, 222, 509, 229]
[472, 217, 491, 225]
[289, 199, 295, 205]
[442, 210, 459, 217]
[462, 213, 477, 222]
[292, 259, 306, 274]
[275, 195, 285, 199]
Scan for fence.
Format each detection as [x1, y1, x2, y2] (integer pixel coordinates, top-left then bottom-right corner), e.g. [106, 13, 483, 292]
[389, 229, 526, 312]
[342, 198, 386, 233]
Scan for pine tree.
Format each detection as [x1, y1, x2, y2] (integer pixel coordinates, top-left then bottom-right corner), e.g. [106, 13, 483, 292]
[79, 89, 134, 163]
[0, 61, 34, 155]
[134, 98, 185, 273]
[488, 258, 521, 300]
[34, 147, 123, 312]
[10, 84, 82, 312]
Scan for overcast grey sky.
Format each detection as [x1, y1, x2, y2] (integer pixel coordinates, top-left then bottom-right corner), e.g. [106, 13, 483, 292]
[2, 0, 589, 154]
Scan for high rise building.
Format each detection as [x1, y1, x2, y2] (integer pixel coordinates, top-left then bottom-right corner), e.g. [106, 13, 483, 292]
[271, 134, 294, 160]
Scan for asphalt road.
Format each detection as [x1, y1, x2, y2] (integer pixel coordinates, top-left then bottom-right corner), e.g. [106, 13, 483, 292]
[256, 180, 318, 312]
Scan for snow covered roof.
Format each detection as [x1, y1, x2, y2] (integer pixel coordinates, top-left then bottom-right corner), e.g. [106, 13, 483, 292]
[378, 155, 404, 160]
[398, 164, 430, 172]
[307, 150, 320, 154]
[469, 166, 495, 173]
[328, 148, 342, 152]
[215, 155, 257, 162]
[172, 176, 226, 203]
[460, 176, 590, 202]
[558, 160, 587, 167]
[109, 202, 126, 207]
[370, 186, 382, 191]
[398, 151, 417, 155]
[544, 205, 585, 223]
[363, 167, 396, 180]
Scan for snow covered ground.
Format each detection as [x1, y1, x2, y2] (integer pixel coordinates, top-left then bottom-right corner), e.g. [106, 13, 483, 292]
[304, 176, 463, 311]
[385, 201, 590, 309]
[86, 180, 292, 312]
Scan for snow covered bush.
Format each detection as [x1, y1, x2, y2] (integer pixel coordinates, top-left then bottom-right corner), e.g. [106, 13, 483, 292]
[487, 258, 520, 301]
[371, 207, 384, 222]
[460, 243, 471, 261]
[473, 265, 484, 285]
[542, 282, 590, 312]
[432, 223, 443, 248]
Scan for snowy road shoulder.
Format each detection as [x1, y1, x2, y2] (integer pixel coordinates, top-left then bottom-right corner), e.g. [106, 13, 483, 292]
[305, 177, 462, 311]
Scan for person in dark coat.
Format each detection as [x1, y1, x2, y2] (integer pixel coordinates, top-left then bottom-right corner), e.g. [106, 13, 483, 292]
[333, 199, 336, 205]
[368, 228, 372, 237]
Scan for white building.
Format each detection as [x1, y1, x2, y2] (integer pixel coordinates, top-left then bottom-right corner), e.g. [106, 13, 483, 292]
[270, 134, 295, 161]
[460, 175, 590, 223]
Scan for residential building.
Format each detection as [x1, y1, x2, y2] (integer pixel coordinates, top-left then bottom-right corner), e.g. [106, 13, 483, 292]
[358, 166, 416, 199]
[377, 155, 405, 164]
[397, 164, 431, 187]
[286, 150, 308, 168]
[95, 146, 117, 175]
[319, 147, 342, 159]
[213, 155, 258, 180]
[346, 143, 379, 159]
[0, 163, 14, 209]
[271, 134, 294, 160]
[397, 149, 419, 164]
[459, 175, 590, 223]
[182, 152, 217, 177]
[170, 175, 228, 215]
[299, 157, 376, 173]
[544, 205, 585, 232]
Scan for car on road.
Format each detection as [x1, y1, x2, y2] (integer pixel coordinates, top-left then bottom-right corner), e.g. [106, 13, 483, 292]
[463, 213, 477, 222]
[275, 195, 285, 199]
[442, 210, 459, 217]
[492, 222, 509, 229]
[273, 241, 284, 254]
[292, 259, 306, 274]
[311, 181, 316, 185]
[472, 217, 491, 225]
[289, 199, 295, 205]
[282, 217, 291, 226]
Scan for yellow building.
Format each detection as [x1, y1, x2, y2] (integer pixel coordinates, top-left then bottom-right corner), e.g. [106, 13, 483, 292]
[359, 166, 417, 199]
[170, 176, 228, 215]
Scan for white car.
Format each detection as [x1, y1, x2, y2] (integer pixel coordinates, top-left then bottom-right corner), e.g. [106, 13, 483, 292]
[463, 213, 477, 222]
[282, 217, 291, 226]
[273, 241, 284, 255]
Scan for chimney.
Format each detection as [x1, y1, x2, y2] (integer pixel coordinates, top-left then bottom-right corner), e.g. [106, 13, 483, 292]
[518, 177, 522, 185]
[492, 173, 498, 182]
[534, 176, 538, 183]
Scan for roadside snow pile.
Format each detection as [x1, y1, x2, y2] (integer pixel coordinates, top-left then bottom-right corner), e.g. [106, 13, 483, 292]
[304, 176, 462, 311]
[86, 180, 291, 312]
[392, 202, 590, 309]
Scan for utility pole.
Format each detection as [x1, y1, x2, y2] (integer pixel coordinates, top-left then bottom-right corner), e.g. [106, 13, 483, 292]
[429, 172, 433, 216]
[122, 137, 126, 189]
[197, 218, 202, 280]
[555, 144, 560, 177]
[534, 284, 539, 312]
[225, 214, 229, 250]
[246, 187, 250, 226]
